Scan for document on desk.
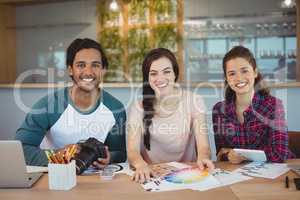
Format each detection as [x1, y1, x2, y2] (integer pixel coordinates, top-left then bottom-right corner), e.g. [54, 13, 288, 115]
[81, 163, 134, 176]
[26, 165, 48, 173]
[115, 162, 134, 176]
[166, 162, 191, 169]
[118, 162, 191, 178]
[210, 169, 253, 187]
[233, 162, 290, 179]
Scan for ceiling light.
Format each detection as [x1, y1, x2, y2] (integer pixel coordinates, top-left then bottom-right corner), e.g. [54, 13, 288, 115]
[281, 0, 296, 8]
[110, 0, 118, 11]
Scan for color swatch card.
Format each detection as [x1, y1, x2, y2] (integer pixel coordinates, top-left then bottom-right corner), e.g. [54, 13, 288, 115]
[234, 162, 289, 179]
[165, 162, 192, 169]
[150, 162, 191, 177]
[164, 167, 210, 184]
[141, 167, 220, 192]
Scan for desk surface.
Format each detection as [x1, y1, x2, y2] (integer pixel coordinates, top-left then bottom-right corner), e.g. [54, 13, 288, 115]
[1, 160, 299, 200]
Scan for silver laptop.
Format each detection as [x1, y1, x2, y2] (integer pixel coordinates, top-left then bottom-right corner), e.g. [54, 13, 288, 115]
[0, 140, 43, 188]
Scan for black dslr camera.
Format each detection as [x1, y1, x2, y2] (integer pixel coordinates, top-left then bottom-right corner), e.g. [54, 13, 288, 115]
[73, 137, 107, 175]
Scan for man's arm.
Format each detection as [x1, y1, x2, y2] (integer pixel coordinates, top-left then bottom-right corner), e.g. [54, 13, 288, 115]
[15, 96, 50, 166]
[104, 110, 127, 163]
[22, 145, 48, 166]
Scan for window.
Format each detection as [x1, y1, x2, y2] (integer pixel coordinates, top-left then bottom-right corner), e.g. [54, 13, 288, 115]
[0, 0, 298, 84]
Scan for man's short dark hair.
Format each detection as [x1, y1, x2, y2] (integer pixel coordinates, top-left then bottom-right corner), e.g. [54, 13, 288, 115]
[66, 38, 108, 69]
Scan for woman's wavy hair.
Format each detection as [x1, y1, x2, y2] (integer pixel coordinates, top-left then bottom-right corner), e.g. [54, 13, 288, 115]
[222, 46, 269, 102]
[142, 48, 179, 150]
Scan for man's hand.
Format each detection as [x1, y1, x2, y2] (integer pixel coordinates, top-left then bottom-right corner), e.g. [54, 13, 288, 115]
[92, 146, 111, 169]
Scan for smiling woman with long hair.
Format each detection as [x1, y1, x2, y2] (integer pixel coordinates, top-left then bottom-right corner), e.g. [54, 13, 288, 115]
[127, 48, 214, 183]
[212, 46, 295, 164]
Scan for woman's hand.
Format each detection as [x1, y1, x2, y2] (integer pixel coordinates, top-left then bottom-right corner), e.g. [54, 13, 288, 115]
[197, 158, 215, 171]
[227, 149, 247, 164]
[217, 148, 247, 164]
[132, 163, 155, 184]
[216, 147, 231, 161]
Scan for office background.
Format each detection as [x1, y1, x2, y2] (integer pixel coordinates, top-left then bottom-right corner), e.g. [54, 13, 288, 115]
[0, 0, 299, 159]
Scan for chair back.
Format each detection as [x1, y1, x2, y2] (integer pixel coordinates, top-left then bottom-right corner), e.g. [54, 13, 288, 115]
[288, 131, 300, 158]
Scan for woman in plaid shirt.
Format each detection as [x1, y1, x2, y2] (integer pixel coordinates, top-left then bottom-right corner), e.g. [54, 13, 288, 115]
[213, 46, 295, 164]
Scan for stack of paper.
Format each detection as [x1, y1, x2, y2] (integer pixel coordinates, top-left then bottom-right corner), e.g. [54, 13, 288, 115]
[233, 162, 290, 179]
[211, 169, 253, 187]
[119, 161, 291, 192]
[26, 165, 48, 173]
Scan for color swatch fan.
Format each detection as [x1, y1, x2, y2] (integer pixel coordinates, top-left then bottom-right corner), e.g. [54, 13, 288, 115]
[141, 164, 220, 192]
[164, 167, 209, 184]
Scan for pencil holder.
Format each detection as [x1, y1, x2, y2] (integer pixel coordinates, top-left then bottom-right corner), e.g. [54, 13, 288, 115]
[48, 160, 76, 190]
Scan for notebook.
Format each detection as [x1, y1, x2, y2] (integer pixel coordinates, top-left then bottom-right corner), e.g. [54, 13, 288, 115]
[0, 140, 43, 188]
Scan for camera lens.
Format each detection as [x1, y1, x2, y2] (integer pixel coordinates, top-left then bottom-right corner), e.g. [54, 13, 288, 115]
[73, 138, 106, 175]
[73, 148, 98, 175]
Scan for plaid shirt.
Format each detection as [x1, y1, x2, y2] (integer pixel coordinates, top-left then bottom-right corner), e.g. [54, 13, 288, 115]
[212, 92, 295, 162]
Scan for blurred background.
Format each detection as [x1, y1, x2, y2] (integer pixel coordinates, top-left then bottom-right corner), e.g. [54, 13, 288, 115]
[0, 0, 299, 158]
[0, 0, 297, 83]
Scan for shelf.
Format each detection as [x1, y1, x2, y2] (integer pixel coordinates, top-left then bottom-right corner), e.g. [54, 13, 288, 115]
[259, 57, 284, 59]
[0, 1, 70, 6]
[190, 57, 297, 61]
[103, 22, 177, 30]
[1, 82, 300, 89]
[259, 57, 297, 59]
[189, 57, 223, 61]
[6, 22, 91, 30]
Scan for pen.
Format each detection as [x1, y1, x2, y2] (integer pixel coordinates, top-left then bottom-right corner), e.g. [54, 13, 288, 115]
[285, 176, 289, 188]
[68, 145, 77, 161]
[45, 150, 53, 163]
[56, 152, 65, 164]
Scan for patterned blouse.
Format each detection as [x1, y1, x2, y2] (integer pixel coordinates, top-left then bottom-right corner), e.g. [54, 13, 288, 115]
[212, 91, 295, 162]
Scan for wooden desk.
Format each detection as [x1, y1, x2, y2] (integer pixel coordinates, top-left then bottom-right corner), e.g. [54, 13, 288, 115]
[0, 161, 299, 200]
[216, 160, 300, 200]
